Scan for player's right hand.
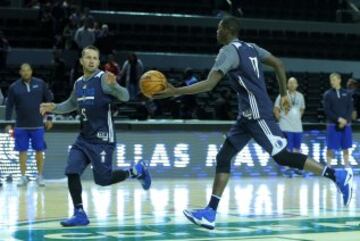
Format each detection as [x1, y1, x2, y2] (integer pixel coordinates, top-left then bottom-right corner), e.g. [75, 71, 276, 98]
[40, 102, 56, 115]
[4, 125, 12, 133]
[152, 83, 177, 99]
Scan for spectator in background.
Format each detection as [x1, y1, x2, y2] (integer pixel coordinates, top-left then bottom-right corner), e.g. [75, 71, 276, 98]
[214, 89, 234, 120]
[74, 20, 95, 51]
[0, 30, 11, 72]
[347, 78, 360, 120]
[323, 73, 353, 171]
[104, 54, 121, 81]
[274, 77, 306, 177]
[274, 77, 305, 153]
[120, 52, 144, 100]
[96, 24, 115, 59]
[5, 63, 53, 187]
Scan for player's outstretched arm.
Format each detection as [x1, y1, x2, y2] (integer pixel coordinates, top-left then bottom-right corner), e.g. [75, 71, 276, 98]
[101, 71, 130, 102]
[153, 70, 223, 99]
[40, 90, 77, 115]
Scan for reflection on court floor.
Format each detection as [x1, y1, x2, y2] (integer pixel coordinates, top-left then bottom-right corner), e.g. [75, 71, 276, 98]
[0, 177, 359, 241]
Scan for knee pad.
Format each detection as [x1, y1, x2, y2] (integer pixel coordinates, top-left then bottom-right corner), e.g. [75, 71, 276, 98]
[216, 139, 238, 173]
[272, 149, 307, 170]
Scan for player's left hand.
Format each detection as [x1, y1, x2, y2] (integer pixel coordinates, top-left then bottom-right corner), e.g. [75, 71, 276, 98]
[152, 83, 177, 99]
[104, 71, 117, 86]
[280, 95, 291, 114]
[45, 120, 53, 130]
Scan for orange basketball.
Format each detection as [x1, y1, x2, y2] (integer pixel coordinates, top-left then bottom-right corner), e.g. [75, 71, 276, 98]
[139, 70, 167, 98]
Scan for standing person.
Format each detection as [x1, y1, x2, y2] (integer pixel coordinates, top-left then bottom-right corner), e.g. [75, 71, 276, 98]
[154, 17, 353, 230]
[323, 73, 353, 170]
[5, 63, 53, 187]
[74, 20, 95, 52]
[120, 52, 144, 100]
[274, 77, 305, 177]
[40, 45, 151, 227]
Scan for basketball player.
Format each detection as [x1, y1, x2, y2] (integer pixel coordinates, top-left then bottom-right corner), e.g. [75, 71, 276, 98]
[5, 63, 53, 187]
[154, 17, 353, 230]
[40, 45, 151, 227]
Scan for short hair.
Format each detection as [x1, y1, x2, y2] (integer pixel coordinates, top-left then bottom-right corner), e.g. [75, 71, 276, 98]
[288, 77, 298, 83]
[81, 45, 100, 57]
[20, 63, 32, 70]
[330, 72, 341, 79]
[221, 16, 241, 35]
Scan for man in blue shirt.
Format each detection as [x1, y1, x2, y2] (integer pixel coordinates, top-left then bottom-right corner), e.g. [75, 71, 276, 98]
[5, 63, 53, 187]
[323, 73, 353, 169]
[154, 16, 353, 230]
[40, 45, 151, 227]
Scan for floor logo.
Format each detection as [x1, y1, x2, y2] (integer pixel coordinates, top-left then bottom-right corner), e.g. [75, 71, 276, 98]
[3, 213, 360, 241]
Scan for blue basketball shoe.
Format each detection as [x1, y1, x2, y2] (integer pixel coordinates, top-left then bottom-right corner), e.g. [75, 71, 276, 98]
[335, 168, 353, 207]
[183, 207, 216, 230]
[60, 208, 90, 227]
[133, 160, 151, 190]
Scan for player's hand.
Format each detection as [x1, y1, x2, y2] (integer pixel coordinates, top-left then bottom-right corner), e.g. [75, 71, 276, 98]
[4, 125, 12, 133]
[280, 95, 291, 114]
[40, 102, 56, 115]
[338, 117, 347, 126]
[104, 71, 117, 86]
[152, 83, 177, 99]
[44, 120, 53, 130]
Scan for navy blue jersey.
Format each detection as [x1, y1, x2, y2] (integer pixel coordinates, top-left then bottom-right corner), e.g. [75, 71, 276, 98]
[74, 71, 115, 144]
[226, 41, 273, 119]
[323, 88, 353, 123]
[5, 77, 53, 128]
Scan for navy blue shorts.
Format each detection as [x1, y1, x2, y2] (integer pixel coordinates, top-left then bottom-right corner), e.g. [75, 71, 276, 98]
[283, 132, 302, 151]
[66, 137, 115, 185]
[14, 127, 46, 152]
[227, 117, 287, 156]
[326, 124, 352, 150]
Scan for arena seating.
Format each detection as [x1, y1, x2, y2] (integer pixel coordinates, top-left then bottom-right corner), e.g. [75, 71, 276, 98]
[69, 0, 341, 22]
[1, 8, 359, 60]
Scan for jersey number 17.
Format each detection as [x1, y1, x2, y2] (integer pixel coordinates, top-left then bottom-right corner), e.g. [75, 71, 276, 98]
[249, 57, 260, 79]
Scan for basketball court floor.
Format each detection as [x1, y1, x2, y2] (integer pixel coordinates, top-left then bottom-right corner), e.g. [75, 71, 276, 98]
[0, 177, 359, 241]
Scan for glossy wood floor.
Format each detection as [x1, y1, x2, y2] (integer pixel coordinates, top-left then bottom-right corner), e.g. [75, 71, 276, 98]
[0, 177, 359, 241]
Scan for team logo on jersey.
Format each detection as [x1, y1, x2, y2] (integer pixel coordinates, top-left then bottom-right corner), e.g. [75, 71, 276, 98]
[97, 132, 109, 141]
